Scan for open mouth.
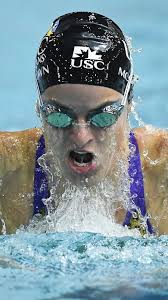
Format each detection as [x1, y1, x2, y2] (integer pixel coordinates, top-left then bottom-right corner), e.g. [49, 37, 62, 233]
[69, 151, 94, 165]
[68, 150, 96, 174]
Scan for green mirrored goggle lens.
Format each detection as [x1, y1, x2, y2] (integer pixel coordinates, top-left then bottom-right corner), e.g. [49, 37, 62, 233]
[44, 104, 124, 129]
[47, 112, 73, 128]
[90, 112, 119, 128]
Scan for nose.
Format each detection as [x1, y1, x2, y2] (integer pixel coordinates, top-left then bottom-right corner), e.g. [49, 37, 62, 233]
[69, 117, 94, 148]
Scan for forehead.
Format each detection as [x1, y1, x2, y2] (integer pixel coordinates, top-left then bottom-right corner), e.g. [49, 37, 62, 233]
[42, 84, 123, 110]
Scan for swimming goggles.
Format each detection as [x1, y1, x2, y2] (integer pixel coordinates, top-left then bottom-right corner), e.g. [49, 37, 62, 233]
[41, 101, 124, 128]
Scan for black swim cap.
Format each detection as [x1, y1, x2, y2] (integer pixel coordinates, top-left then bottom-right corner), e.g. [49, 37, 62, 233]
[36, 12, 133, 101]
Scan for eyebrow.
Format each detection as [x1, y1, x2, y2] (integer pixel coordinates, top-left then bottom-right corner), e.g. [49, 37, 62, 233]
[44, 99, 121, 113]
[43, 100, 74, 113]
[89, 100, 122, 112]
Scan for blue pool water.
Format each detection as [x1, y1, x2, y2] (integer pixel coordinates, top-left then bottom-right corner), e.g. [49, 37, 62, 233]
[0, 1, 168, 299]
[1, 232, 168, 300]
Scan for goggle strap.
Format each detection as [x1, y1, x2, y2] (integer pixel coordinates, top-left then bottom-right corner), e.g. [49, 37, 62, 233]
[121, 40, 134, 107]
[36, 79, 43, 108]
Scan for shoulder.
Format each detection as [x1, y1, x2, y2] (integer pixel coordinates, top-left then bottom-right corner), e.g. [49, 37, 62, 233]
[133, 126, 168, 171]
[0, 127, 42, 144]
[0, 128, 43, 233]
[133, 127, 168, 235]
[0, 128, 43, 175]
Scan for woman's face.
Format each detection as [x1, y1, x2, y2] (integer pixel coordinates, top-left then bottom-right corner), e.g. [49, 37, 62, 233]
[39, 84, 129, 186]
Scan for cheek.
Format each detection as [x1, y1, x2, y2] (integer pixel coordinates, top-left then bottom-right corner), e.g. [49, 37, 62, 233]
[114, 111, 129, 148]
[97, 112, 128, 151]
[93, 127, 117, 157]
[43, 124, 65, 152]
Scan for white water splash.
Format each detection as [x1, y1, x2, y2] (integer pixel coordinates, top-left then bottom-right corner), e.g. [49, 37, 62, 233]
[24, 170, 140, 237]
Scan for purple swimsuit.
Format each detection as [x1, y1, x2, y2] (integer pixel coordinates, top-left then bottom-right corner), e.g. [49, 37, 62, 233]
[33, 132, 154, 234]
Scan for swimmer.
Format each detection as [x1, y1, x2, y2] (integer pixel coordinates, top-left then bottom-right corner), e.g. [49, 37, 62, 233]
[0, 12, 168, 235]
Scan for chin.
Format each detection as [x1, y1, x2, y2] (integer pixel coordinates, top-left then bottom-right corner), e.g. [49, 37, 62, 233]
[61, 166, 105, 188]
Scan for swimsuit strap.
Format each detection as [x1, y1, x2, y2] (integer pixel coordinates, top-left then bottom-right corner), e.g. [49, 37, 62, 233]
[33, 135, 49, 215]
[33, 133, 154, 234]
[123, 131, 154, 234]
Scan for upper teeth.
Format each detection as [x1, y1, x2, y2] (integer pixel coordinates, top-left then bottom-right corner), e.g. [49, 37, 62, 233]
[74, 161, 89, 166]
[74, 151, 87, 154]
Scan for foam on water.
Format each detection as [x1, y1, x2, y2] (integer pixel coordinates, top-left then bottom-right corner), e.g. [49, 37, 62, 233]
[0, 232, 168, 300]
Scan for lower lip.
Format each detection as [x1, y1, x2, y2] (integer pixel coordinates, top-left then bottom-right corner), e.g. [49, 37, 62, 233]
[68, 158, 97, 174]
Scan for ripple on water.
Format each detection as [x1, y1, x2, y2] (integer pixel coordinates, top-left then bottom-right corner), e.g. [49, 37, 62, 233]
[0, 232, 168, 299]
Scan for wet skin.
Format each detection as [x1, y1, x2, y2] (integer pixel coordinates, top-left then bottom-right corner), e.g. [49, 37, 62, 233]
[40, 84, 130, 187]
[0, 84, 168, 234]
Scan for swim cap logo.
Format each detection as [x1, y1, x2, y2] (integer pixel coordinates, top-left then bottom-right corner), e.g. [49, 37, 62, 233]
[71, 46, 105, 70]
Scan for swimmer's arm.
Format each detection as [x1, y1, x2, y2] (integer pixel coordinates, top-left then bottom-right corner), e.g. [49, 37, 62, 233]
[0, 131, 20, 177]
[0, 128, 42, 175]
[136, 127, 168, 234]
[150, 130, 168, 234]
[135, 127, 168, 170]
[0, 129, 42, 233]
[0, 131, 24, 233]
[137, 127, 168, 190]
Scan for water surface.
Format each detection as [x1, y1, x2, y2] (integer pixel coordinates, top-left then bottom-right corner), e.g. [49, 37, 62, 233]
[0, 232, 168, 300]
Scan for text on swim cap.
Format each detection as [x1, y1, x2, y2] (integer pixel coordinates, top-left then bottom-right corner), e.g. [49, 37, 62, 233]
[37, 65, 50, 79]
[118, 67, 131, 82]
[71, 46, 106, 71]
